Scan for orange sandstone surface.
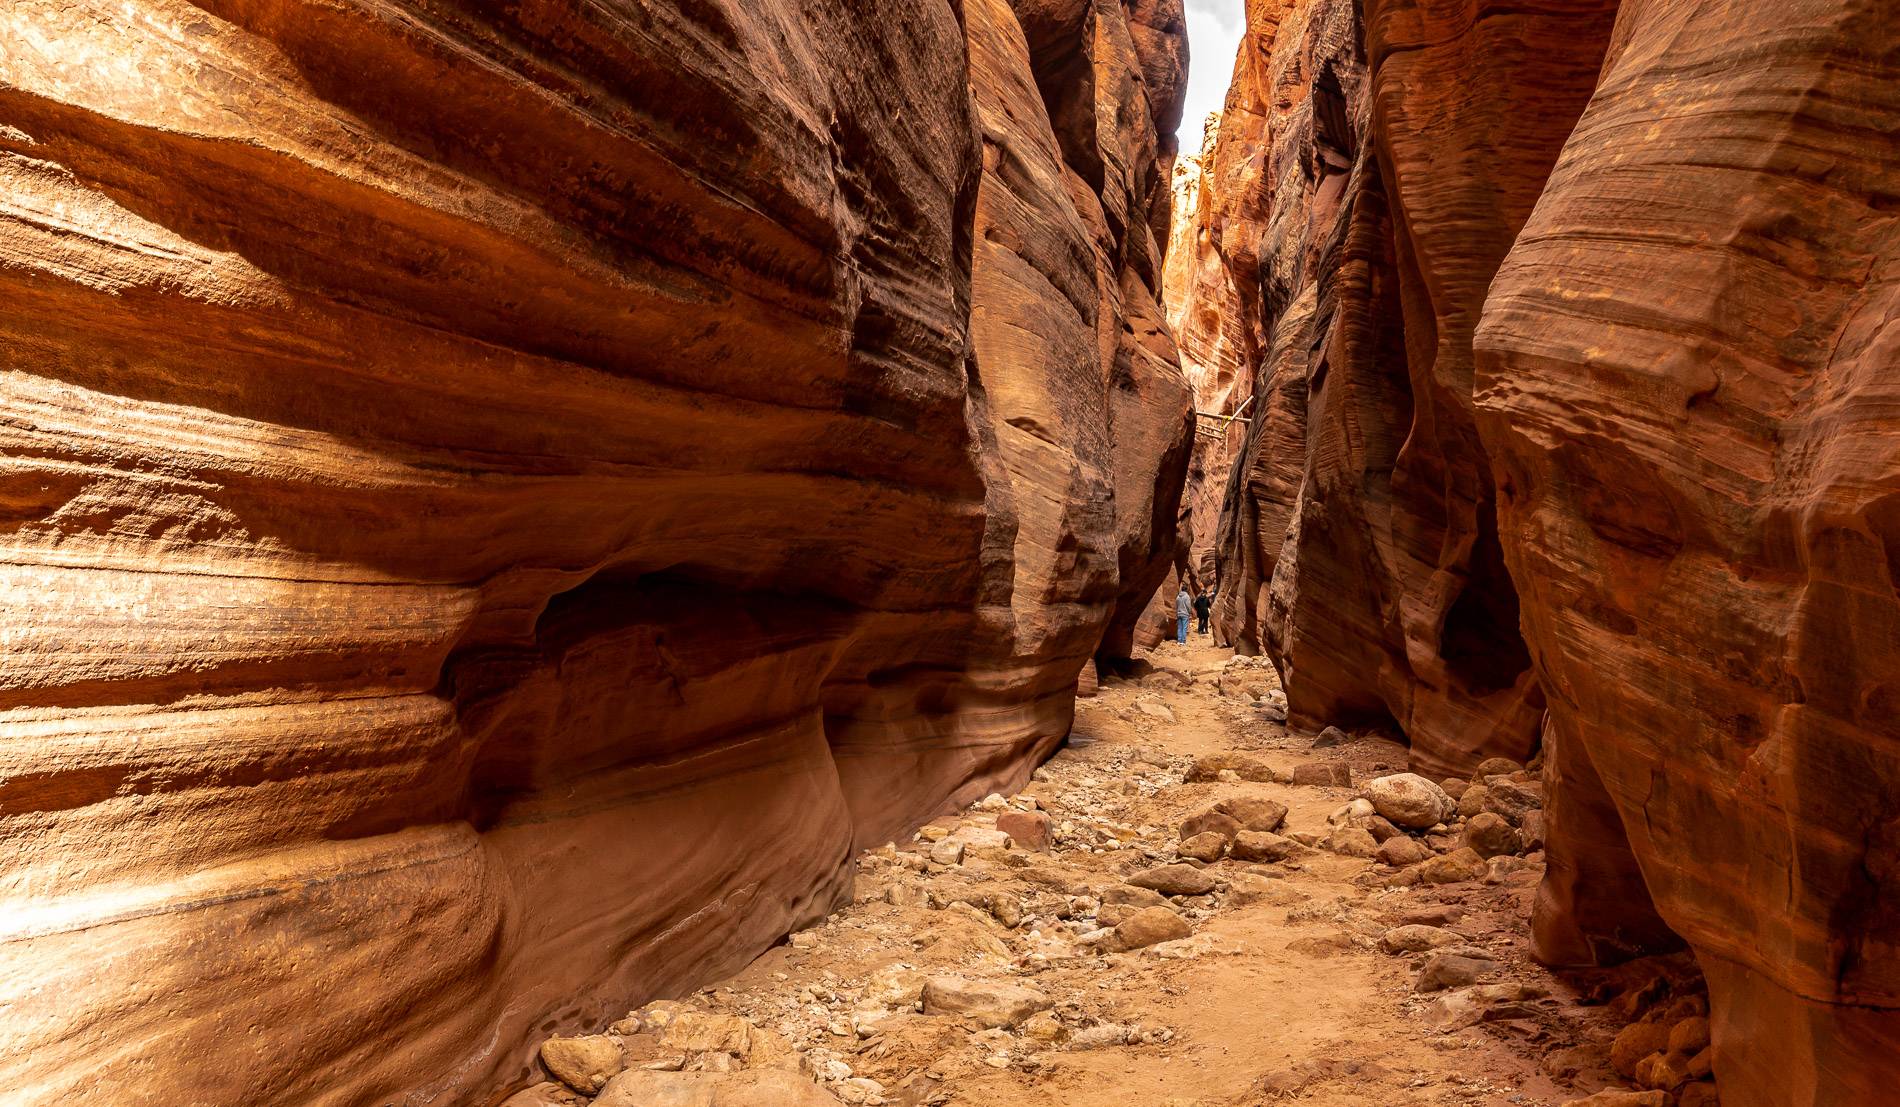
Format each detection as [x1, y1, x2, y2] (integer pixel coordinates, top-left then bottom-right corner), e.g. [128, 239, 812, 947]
[1186, 0, 1900, 1103]
[0, 2, 1188, 1103]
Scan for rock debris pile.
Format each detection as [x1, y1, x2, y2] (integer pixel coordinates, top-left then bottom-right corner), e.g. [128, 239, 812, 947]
[502, 643, 1722, 1107]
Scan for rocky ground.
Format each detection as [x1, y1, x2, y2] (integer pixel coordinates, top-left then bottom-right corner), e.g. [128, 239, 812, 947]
[500, 641, 1720, 1107]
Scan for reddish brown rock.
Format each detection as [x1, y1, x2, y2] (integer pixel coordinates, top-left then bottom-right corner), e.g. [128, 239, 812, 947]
[1195, 0, 1900, 1099]
[995, 810, 1053, 853]
[0, 1, 1187, 1103]
[1194, 0, 1616, 778]
[1475, 3, 1900, 1101]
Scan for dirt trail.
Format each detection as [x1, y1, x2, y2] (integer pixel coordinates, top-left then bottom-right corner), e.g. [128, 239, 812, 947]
[505, 641, 1713, 1107]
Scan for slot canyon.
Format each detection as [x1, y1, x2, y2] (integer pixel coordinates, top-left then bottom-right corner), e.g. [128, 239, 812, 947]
[0, 0, 1894, 1105]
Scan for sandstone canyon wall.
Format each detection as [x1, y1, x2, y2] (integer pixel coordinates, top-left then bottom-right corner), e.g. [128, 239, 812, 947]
[1193, 0, 1900, 1101]
[0, 2, 1188, 1104]
[1476, 3, 1900, 1101]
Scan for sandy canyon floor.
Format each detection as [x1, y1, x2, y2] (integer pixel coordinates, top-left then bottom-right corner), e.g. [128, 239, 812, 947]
[500, 640, 1713, 1107]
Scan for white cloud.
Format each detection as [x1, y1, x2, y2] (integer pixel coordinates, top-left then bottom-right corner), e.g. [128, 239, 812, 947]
[1177, 0, 1247, 152]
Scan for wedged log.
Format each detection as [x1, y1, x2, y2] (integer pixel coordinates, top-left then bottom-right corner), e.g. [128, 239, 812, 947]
[1475, 2, 1900, 1101]
[0, 1, 1188, 1103]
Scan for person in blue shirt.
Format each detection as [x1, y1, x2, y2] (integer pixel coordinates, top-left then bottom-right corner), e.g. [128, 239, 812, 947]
[1175, 585, 1191, 644]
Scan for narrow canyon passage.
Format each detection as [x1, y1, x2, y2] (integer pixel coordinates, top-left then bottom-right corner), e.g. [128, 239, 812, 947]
[2, 0, 1897, 1104]
[506, 640, 1713, 1107]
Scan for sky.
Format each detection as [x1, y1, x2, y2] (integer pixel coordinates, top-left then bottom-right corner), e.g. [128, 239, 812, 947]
[1179, 0, 1246, 153]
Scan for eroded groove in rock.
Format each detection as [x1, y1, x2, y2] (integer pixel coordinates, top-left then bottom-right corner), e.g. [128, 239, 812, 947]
[1475, 3, 1900, 1100]
[1185, 0, 1900, 1100]
[1189, 0, 1614, 776]
[0, 1, 1188, 1102]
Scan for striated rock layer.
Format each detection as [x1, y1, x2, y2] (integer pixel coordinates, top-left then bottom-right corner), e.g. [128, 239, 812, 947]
[1195, 0, 1900, 1101]
[1476, 2, 1900, 1101]
[0, 2, 1188, 1104]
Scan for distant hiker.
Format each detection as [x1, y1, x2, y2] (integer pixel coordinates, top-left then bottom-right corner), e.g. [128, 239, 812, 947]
[1194, 589, 1213, 634]
[1175, 585, 1191, 644]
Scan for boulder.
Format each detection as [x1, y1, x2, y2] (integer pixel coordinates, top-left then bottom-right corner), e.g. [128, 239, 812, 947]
[1379, 925, 1460, 954]
[995, 810, 1051, 852]
[1456, 784, 1490, 819]
[920, 977, 1051, 1028]
[1460, 812, 1522, 859]
[1111, 905, 1193, 951]
[540, 1035, 624, 1095]
[1611, 1021, 1673, 1079]
[1126, 864, 1218, 897]
[1481, 779, 1541, 826]
[1414, 952, 1500, 993]
[595, 1070, 843, 1107]
[1361, 774, 1454, 830]
[1292, 763, 1352, 787]
[1100, 884, 1170, 909]
[1328, 828, 1380, 858]
[1376, 836, 1433, 867]
[1558, 1093, 1668, 1107]
[1186, 753, 1282, 783]
[1668, 1016, 1711, 1055]
[1178, 810, 1244, 842]
[1474, 757, 1523, 779]
[1177, 832, 1228, 862]
[1214, 796, 1289, 833]
[1416, 848, 1488, 885]
[1422, 983, 1545, 1031]
[1231, 831, 1299, 863]
[1134, 700, 1178, 724]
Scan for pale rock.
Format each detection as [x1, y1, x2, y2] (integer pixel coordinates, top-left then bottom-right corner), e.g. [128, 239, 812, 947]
[1361, 774, 1454, 830]
[1378, 925, 1460, 954]
[540, 1035, 625, 1095]
[1328, 798, 1378, 826]
[1135, 700, 1178, 724]
[1421, 983, 1546, 1031]
[919, 977, 1051, 1028]
[1127, 864, 1217, 897]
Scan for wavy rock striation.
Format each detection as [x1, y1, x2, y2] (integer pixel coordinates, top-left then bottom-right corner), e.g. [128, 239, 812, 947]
[1192, 0, 1900, 1101]
[0, 2, 1188, 1103]
[1477, 3, 1900, 1101]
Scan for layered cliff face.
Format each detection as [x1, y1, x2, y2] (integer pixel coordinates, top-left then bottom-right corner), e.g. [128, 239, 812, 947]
[0, 2, 1187, 1103]
[1477, 3, 1900, 1100]
[1194, 0, 1900, 1101]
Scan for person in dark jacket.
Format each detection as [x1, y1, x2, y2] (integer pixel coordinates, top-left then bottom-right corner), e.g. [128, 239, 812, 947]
[1174, 585, 1191, 644]
[1193, 589, 1213, 634]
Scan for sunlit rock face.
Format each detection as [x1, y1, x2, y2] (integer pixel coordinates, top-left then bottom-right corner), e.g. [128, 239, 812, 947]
[1476, 3, 1900, 1101]
[0, 2, 1187, 1103]
[1197, 0, 1900, 1100]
